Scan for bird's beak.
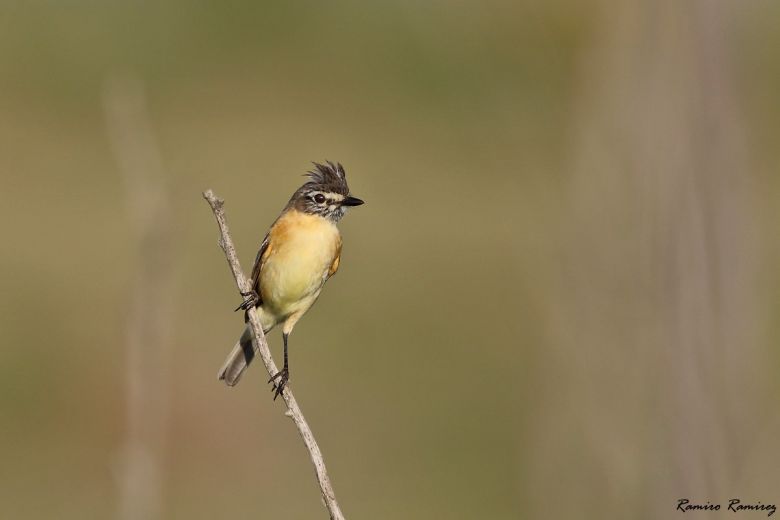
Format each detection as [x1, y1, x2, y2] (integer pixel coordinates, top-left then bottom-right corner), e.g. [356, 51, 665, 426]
[342, 196, 364, 207]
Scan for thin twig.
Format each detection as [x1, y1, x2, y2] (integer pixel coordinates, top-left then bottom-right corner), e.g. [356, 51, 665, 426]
[203, 189, 345, 520]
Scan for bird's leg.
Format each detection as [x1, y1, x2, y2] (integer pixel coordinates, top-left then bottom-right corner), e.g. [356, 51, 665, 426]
[269, 332, 290, 400]
[235, 289, 260, 312]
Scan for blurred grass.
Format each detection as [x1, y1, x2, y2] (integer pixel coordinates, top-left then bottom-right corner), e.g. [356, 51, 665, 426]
[0, 1, 778, 519]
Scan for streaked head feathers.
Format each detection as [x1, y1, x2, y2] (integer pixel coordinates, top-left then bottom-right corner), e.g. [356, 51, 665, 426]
[289, 160, 364, 221]
[304, 161, 350, 195]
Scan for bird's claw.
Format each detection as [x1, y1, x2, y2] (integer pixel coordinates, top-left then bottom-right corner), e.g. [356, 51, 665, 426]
[235, 290, 259, 312]
[268, 368, 289, 401]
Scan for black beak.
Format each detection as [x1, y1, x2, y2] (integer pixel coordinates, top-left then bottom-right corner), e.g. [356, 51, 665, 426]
[342, 196, 364, 207]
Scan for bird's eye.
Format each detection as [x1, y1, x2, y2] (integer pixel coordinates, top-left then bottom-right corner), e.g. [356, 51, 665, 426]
[314, 194, 326, 204]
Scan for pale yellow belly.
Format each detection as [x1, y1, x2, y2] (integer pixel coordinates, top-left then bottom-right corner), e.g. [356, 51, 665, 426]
[259, 220, 339, 320]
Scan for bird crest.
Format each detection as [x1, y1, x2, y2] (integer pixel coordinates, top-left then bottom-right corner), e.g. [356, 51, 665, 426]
[305, 161, 350, 195]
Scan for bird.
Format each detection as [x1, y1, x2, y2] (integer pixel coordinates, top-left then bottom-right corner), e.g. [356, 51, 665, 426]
[218, 161, 364, 399]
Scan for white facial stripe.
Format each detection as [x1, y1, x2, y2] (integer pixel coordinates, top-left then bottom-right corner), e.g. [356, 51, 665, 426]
[311, 192, 345, 203]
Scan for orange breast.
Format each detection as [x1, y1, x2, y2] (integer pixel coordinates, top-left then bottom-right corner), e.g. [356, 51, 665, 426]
[258, 210, 341, 315]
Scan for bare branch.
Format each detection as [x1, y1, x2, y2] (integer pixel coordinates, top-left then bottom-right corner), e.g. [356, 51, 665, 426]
[202, 189, 346, 520]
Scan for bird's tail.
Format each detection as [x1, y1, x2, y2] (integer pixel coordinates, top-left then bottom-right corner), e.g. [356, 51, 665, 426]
[218, 326, 257, 386]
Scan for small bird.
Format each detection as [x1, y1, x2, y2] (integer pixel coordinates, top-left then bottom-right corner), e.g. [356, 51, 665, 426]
[218, 161, 364, 399]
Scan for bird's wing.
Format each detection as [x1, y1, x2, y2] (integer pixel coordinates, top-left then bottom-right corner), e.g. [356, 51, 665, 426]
[249, 232, 271, 304]
[327, 238, 343, 278]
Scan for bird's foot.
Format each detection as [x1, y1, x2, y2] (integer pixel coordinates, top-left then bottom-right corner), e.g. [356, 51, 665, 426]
[268, 368, 289, 401]
[235, 290, 259, 312]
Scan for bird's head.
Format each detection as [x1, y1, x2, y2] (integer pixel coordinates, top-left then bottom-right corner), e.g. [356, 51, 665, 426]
[290, 161, 364, 221]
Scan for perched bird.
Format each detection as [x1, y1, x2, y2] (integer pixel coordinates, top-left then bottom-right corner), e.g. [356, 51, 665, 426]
[218, 161, 364, 399]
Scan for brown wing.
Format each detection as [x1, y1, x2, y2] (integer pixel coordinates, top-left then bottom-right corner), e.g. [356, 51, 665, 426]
[249, 232, 271, 305]
[328, 239, 342, 278]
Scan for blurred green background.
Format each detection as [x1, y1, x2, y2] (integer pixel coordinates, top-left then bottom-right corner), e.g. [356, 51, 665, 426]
[2, 1, 779, 519]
